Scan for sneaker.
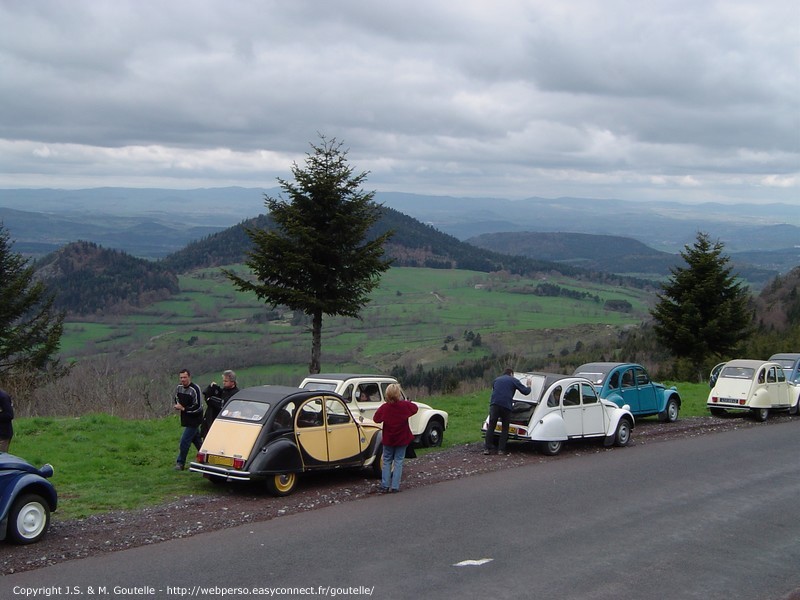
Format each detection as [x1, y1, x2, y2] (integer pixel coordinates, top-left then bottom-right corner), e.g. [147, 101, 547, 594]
[390, 489, 400, 493]
[174, 463, 184, 471]
[378, 486, 390, 494]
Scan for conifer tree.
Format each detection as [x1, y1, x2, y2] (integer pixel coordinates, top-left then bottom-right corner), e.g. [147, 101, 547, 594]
[650, 232, 752, 379]
[226, 136, 393, 373]
[0, 223, 65, 382]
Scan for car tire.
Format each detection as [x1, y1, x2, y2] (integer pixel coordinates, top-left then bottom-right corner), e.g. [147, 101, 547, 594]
[614, 419, 632, 447]
[265, 473, 298, 497]
[422, 420, 444, 447]
[537, 440, 563, 456]
[751, 408, 769, 422]
[658, 398, 680, 423]
[7, 493, 50, 544]
[709, 407, 727, 417]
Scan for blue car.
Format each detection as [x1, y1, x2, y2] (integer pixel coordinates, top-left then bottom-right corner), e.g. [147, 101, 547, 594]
[573, 362, 681, 422]
[0, 453, 57, 544]
[769, 353, 800, 385]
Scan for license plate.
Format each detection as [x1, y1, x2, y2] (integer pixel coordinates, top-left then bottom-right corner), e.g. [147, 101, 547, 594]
[495, 425, 517, 434]
[719, 398, 739, 404]
[208, 455, 234, 467]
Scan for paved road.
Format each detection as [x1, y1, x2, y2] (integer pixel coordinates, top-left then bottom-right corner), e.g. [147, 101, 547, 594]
[3, 422, 800, 600]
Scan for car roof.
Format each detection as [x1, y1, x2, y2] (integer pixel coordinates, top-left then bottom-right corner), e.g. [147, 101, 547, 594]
[302, 373, 391, 381]
[231, 385, 311, 404]
[574, 362, 631, 373]
[768, 353, 800, 361]
[722, 359, 777, 369]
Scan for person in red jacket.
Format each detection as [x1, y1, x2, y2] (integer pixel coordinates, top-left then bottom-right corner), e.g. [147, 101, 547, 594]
[373, 383, 418, 493]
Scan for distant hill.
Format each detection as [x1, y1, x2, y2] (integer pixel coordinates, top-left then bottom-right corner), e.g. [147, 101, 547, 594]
[161, 206, 602, 281]
[35, 241, 179, 315]
[467, 230, 781, 288]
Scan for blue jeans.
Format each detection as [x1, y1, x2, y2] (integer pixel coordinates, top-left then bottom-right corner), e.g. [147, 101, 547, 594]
[177, 426, 202, 466]
[381, 445, 407, 491]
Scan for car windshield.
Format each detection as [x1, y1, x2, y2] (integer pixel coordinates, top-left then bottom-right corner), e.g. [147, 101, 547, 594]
[219, 400, 268, 422]
[720, 366, 755, 380]
[300, 382, 338, 392]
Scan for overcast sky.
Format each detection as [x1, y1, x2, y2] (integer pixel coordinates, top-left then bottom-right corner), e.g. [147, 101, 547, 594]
[0, 0, 797, 204]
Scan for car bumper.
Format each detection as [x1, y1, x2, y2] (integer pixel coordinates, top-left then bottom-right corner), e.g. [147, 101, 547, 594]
[188, 462, 252, 481]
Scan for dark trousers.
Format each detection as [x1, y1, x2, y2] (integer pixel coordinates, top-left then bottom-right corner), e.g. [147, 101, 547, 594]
[485, 404, 511, 452]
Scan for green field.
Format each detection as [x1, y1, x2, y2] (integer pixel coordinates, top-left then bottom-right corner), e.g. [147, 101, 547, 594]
[12, 380, 712, 520]
[59, 266, 653, 385]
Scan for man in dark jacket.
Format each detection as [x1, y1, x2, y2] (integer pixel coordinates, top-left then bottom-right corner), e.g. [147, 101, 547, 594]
[201, 369, 240, 438]
[484, 368, 532, 456]
[173, 369, 203, 470]
[0, 388, 13, 452]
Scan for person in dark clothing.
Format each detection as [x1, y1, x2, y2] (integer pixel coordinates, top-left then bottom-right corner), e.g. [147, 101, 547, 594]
[201, 369, 240, 438]
[0, 388, 14, 452]
[173, 369, 203, 470]
[484, 368, 532, 456]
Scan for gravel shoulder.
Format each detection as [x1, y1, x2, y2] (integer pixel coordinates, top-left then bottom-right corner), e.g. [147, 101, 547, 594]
[0, 414, 784, 575]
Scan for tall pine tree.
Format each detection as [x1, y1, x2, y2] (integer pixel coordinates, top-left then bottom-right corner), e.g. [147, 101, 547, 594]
[0, 223, 65, 385]
[226, 136, 393, 373]
[651, 232, 752, 380]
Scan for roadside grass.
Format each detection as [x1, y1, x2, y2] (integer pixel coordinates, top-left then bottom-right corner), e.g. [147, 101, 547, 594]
[11, 381, 712, 520]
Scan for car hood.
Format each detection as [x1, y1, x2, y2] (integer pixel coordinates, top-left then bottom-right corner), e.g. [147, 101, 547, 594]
[0, 453, 53, 477]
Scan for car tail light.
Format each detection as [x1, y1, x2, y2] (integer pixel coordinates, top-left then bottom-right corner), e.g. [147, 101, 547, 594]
[739, 399, 746, 405]
[233, 457, 246, 469]
[196, 451, 207, 463]
[710, 397, 718, 403]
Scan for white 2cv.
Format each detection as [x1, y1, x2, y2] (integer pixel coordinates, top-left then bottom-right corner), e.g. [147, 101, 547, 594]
[299, 374, 448, 447]
[481, 372, 635, 455]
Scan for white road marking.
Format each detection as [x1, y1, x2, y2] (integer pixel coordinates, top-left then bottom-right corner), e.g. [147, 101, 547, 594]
[453, 558, 494, 567]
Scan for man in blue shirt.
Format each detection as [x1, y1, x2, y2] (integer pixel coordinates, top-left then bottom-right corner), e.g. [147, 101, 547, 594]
[484, 368, 532, 455]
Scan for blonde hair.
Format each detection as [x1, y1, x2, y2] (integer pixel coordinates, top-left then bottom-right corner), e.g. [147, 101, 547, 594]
[385, 383, 404, 403]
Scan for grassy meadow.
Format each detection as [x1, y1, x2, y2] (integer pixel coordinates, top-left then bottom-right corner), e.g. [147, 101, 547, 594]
[12, 380, 712, 520]
[60, 266, 654, 387]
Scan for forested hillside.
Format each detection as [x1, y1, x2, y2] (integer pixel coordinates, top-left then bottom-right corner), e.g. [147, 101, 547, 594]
[35, 241, 179, 315]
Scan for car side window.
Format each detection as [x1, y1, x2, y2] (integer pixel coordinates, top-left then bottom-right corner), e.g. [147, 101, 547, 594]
[608, 371, 620, 389]
[777, 368, 786, 383]
[581, 383, 598, 404]
[563, 386, 581, 406]
[341, 384, 354, 402]
[297, 398, 324, 428]
[547, 386, 562, 407]
[757, 369, 765, 384]
[622, 370, 634, 388]
[325, 398, 352, 425]
[356, 383, 380, 402]
[767, 367, 777, 383]
[272, 401, 295, 431]
[635, 367, 649, 385]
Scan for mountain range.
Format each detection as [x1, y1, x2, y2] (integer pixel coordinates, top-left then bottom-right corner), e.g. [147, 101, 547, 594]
[1, 186, 798, 278]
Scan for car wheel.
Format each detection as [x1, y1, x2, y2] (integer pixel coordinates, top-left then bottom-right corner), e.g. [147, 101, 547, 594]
[709, 407, 727, 417]
[614, 419, 632, 447]
[658, 398, 680, 423]
[7, 493, 50, 544]
[537, 440, 563, 456]
[265, 473, 298, 497]
[422, 420, 444, 447]
[752, 408, 769, 422]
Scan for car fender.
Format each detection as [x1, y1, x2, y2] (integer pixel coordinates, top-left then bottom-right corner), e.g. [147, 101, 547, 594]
[408, 404, 448, 436]
[528, 411, 567, 441]
[604, 391, 625, 408]
[603, 411, 635, 446]
[0, 473, 58, 525]
[250, 437, 303, 475]
[748, 388, 772, 408]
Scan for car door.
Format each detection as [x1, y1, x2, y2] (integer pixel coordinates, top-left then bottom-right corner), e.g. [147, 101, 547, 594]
[766, 366, 789, 407]
[633, 366, 658, 414]
[295, 397, 328, 465]
[618, 367, 641, 413]
[354, 382, 382, 421]
[324, 396, 363, 463]
[580, 383, 606, 436]
[560, 384, 583, 437]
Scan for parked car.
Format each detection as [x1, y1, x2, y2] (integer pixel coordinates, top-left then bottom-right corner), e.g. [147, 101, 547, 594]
[480, 372, 635, 455]
[189, 385, 383, 496]
[768, 353, 800, 385]
[299, 374, 448, 447]
[573, 362, 681, 422]
[707, 359, 800, 421]
[0, 453, 57, 544]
